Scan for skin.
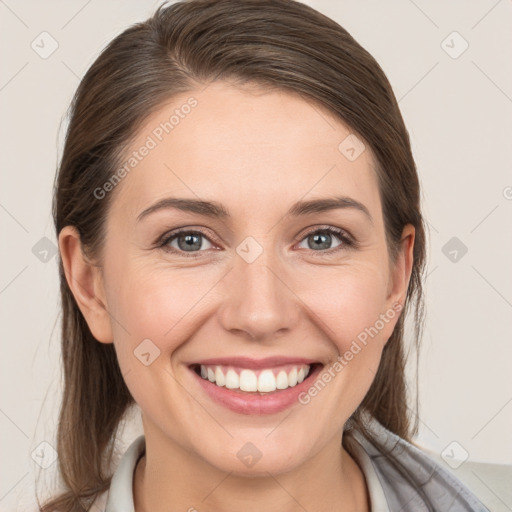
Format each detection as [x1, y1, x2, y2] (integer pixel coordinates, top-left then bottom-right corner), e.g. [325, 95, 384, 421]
[59, 80, 414, 512]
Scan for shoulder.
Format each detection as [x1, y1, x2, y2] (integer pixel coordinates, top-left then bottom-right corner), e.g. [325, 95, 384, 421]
[346, 414, 490, 512]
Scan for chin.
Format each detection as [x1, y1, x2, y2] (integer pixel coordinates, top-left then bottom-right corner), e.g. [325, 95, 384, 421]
[201, 439, 308, 477]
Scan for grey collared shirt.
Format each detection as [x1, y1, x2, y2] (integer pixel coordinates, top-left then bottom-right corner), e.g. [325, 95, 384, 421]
[99, 416, 489, 511]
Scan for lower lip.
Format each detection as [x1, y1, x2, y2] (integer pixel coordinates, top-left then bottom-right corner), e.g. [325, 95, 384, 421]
[189, 364, 323, 415]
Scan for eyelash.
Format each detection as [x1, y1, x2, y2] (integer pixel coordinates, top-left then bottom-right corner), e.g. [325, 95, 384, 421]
[156, 225, 356, 259]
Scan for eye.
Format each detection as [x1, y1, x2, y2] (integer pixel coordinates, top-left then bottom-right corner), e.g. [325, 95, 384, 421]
[296, 226, 354, 253]
[157, 225, 355, 258]
[159, 229, 216, 257]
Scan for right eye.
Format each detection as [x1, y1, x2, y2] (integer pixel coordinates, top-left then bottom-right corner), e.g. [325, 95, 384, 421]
[158, 228, 217, 258]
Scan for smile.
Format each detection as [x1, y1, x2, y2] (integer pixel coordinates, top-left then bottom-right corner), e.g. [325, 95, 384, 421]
[187, 357, 324, 415]
[195, 363, 311, 392]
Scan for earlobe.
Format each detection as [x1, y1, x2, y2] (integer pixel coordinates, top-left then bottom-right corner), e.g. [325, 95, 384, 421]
[387, 224, 415, 310]
[58, 226, 114, 344]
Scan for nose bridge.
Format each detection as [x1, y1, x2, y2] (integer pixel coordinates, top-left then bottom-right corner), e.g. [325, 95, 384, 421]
[219, 235, 299, 339]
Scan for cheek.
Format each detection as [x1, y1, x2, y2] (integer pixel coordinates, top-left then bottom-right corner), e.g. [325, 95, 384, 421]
[291, 264, 396, 431]
[302, 262, 392, 354]
[104, 264, 208, 422]
[101, 256, 192, 378]
[108, 259, 211, 347]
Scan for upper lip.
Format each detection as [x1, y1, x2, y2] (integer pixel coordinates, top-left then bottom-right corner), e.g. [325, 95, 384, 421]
[189, 356, 321, 369]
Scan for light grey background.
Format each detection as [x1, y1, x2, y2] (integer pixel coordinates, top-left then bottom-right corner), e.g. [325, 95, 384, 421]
[1, 0, 511, 510]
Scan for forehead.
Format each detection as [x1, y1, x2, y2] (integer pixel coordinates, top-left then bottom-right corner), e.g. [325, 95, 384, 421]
[110, 80, 381, 221]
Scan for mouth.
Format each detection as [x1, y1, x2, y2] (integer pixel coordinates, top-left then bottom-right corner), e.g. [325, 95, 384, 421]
[189, 362, 323, 394]
[187, 359, 324, 415]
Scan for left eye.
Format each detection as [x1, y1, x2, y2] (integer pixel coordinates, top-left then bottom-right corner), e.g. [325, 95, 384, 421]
[296, 227, 349, 252]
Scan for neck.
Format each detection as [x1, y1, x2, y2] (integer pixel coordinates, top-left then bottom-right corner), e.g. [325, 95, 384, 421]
[133, 426, 369, 512]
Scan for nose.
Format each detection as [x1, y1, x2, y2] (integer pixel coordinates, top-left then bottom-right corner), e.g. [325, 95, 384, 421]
[217, 244, 301, 342]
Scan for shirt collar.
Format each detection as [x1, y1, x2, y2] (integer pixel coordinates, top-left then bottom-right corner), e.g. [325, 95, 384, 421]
[105, 435, 145, 512]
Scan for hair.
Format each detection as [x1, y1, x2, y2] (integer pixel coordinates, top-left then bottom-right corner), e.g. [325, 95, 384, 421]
[40, 0, 426, 509]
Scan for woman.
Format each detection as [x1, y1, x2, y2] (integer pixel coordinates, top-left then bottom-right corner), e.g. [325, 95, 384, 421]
[40, 0, 488, 510]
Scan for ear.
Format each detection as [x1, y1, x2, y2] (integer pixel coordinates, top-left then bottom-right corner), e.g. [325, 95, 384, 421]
[58, 225, 114, 344]
[385, 224, 415, 313]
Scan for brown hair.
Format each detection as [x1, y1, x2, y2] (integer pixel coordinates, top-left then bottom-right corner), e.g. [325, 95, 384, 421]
[40, 0, 426, 509]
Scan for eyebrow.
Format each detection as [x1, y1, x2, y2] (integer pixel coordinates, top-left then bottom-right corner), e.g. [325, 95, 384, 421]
[136, 195, 373, 223]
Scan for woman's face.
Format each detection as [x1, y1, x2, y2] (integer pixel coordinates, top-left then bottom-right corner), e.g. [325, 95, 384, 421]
[65, 80, 414, 475]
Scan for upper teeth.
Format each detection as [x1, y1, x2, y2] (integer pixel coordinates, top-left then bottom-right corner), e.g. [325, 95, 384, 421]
[199, 364, 311, 392]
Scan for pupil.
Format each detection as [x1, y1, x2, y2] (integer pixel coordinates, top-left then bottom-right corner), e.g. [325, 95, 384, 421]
[311, 233, 330, 250]
[179, 234, 201, 251]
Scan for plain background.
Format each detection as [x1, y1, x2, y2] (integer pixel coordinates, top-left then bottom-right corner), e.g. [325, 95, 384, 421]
[0, 0, 511, 510]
